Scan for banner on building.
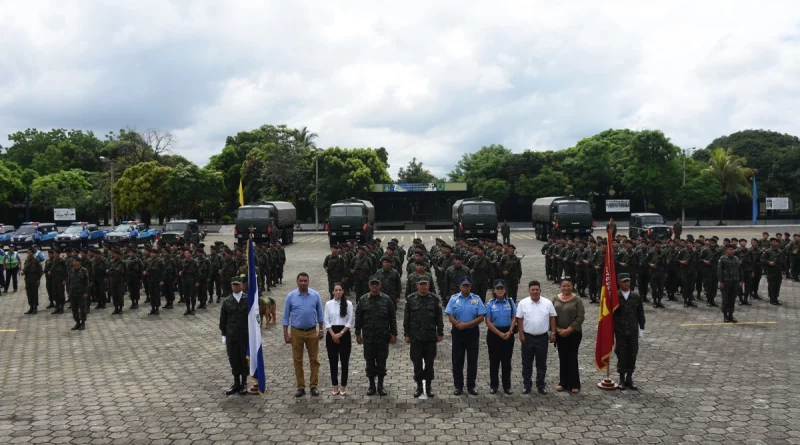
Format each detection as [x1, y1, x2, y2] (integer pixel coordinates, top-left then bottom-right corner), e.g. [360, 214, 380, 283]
[54, 208, 76, 221]
[766, 197, 790, 210]
[605, 199, 630, 213]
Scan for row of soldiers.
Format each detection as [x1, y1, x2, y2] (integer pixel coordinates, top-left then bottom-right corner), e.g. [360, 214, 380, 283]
[29, 240, 287, 330]
[324, 237, 523, 306]
[541, 231, 797, 315]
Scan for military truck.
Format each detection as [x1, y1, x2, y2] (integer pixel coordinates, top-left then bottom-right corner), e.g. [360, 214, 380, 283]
[452, 197, 498, 240]
[327, 198, 375, 246]
[235, 201, 297, 246]
[159, 219, 201, 246]
[532, 196, 594, 240]
[629, 213, 671, 239]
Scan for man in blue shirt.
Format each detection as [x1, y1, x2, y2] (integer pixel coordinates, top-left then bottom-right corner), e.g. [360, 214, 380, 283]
[445, 277, 486, 395]
[282, 272, 324, 398]
[129, 227, 139, 244]
[80, 225, 90, 249]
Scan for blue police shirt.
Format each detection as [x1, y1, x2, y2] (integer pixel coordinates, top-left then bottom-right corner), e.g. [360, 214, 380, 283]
[80, 228, 89, 239]
[445, 293, 487, 326]
[485, 297, 516, 328]
[33, 231, 42, 241]
[34, 250, 46, 262]
[129, 229, 138, 239]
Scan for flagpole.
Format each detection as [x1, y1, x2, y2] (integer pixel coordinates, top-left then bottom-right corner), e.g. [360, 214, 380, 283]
[597, 224, 619, 390]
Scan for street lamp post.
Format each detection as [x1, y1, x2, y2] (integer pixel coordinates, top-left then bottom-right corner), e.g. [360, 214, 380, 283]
[314, 148, 323, 231]
[681, 148, 696, 224]
[100, 157, 115, 225]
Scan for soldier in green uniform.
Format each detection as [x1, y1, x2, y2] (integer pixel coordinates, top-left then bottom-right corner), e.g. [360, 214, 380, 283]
[678, 241, 698, 307]
[219, 278, 250, 395]
[90, 250, 107, 310]
[50, 249, 68, 314]
[144, 248, 164, 315]
[435, 246, 453, 300]
[573, 240, 589, 298]
[635, 242, 651, 303]
[665, 240, 680, 300]
[761, 238, 784, 305]
[276, 242, 286, 284]
[542, 236, 554, 282]
[403, 277, 443, 398]
[351, 247, 371, 300]
[195, 248, 212, 309]
[789, 234, 800, 282]
[735, 239, 753, 305]
[700, 238, 721, 306]
[647, 240, 667, 308]
[561, 239, 576, 282]
[324, 245, 347, 299]
[125, 249, 142, 309]
[208, 245, 223, 301]
[67, 256, 90, 330]
[718, 244, 743, 323]
[550, 239, 564, 283]
[499, 245, 522, 303]
[22, 247, 43, 314]
[44, 250, 55, 309]
[161, 248, 175, 309]
[587, 239, 601, 303]
[179, 249, 198, 315]
[407, 260, 437, 297]
[444, 255, 471, 304]
[750, 239, 763, 300]
[375, 257, 402, 307]
[467, 246, 491, 303]
[107, 249, 127, 314]
[614, 273, 645, 391]
[222, 248, 238, 298]
[355, 276, 397, 396]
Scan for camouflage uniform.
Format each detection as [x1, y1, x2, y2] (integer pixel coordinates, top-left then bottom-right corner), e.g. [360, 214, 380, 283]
[404, 291, 444, 384]
[355, 292, 397, 382]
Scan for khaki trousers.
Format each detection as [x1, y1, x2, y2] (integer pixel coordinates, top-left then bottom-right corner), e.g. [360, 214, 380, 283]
[291, 328, 320, 389]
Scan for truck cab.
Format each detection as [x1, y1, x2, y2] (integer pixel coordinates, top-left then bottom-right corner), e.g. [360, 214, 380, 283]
[453, 197, 498, 240]
[160, 220, 200, 246]
[629, 213, 672, 240]
[328, 198, 375, 246]
[532, 196, 593, 240]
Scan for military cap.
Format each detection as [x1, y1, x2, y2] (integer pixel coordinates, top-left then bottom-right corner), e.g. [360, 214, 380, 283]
[414, 260, 425, 266]
[380, 256, 391, 263]
[231, 277, 243, 285]
[26, 246, 34, 252]
[453, 254, 463, 260]
[618, 273, 631, 282]
[459, 277, 472, 286]
[358, 246, 367, 251]
[770, 237, 777, 242]
[195, 248, 205, 254]
[368, 275, 381, 284]
[111, 248, 121, 255]
[72, 256, 82, 262]
[507, 244, 516, 249]
[784, 232, 791, 237]
[391, 238, 399, 243]
[416, 277, 430, 284]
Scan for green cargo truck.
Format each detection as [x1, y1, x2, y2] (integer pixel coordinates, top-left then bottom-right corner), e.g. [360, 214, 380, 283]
[327, 198, 375, 246]
[532, 196, 594, 240]
[235, 201, 297, 246]
[452, 197, 498, 240]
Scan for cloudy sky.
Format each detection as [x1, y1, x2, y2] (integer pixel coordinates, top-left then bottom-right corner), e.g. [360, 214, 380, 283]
[2, 1, 799, 178]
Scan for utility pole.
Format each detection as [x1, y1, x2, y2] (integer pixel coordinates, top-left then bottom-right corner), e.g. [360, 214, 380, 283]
[110, 159, 115, 225]
[682, 151, 686, 224]
[314, 151, 319, 231]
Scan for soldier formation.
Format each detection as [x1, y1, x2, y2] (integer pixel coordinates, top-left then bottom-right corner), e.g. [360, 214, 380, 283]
[541, 231, 800, 323]
[4, 235, 289, 331]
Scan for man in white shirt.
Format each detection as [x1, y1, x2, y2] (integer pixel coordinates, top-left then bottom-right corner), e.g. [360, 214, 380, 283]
[516, 280, 556, 394]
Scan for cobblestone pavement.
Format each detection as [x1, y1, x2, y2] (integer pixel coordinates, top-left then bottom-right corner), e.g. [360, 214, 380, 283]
[1, 230, 799, 445]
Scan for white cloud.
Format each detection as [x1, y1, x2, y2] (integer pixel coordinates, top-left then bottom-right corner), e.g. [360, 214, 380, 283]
[1, 0, 799, 180]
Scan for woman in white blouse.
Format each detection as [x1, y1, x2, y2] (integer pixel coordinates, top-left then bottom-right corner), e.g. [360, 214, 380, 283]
[324, 283, 355, 395]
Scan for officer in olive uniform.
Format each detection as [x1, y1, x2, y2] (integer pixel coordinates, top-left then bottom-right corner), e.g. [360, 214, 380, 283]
[750, 239, 763, 300]
[700, 238, 721, 306]
[375, 257, 402, 306]
[161, 249, 176, 308]
[208, 245, 224, 301]
[499, 245, 522, 303]
[107, 249, 127, 314]
[90, 250, 107, 309]
[219, 278, 250, 396]
[351, 247, 371, 299]
[144, 248, 164, 315]
[761, 238, 784, 305]
[718, 244, 743, 323]
[615, 240, 638, 292]
[22, 247, 44, 314]
[467, 246, 491, 303]
[406, 260, 437, 297]
[678, 241, 698, 307]
[355, 276, 398, 396]
[44, 250, 55, 308]
[276, 242, 286, 284]
[647, 241, 667, 308]
[541, 237, 553, 282]
[50, 249, 68, 314]
[324, 245, 347, 299]
[67, 256, 90, 330]
[614, 273, 645, 391]
[195, 248, 212, 309]
[126, 249, 143, 309]
[403, 277, 444, 398]
[443, 255, 471, 305]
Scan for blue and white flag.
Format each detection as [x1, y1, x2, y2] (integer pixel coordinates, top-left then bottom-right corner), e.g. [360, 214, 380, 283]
[246, 237, 266, 394]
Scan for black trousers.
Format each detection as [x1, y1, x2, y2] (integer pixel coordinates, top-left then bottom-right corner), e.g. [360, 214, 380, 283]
[555, 331, 582, 390]
[363, 341, 389, 378]
[128, 279, 140, 302]
[502, 234, 510, 244]
[46, 276, 53, 304]
[53, 279, 65, 307]
[148, 281, 161, 310]
[752, 267, 762, 295]
[650, 272, 665, 300]
[682, 272, 696, 302]
[720, 281, 738, 314]
[638, 272, 650, 298]
[162, 281, 174, 304]
[197, 281, 208, 304]
[767, 273, 782, 300]
[506, 279, 519, 303]
[486, 327, 514, 390]
[575, 267, 587, 295]
[451, 327, 479, 390]
[615, 333, 639, 374]
[25, 278, 39, 308]
[110, 280, 125, 308]
[666, 268, 680, 295]
[325, 326, 351, 386]
[704, 270, 718, 302]
[209, 273, 222, 298]
[182, 278, 196, 308]
[520, 333, 548, 389]
[410, 340, 437, 383]
[4, 267, 19, 292]
[545, 258, 552, 279]
[226, 339, 248, 378]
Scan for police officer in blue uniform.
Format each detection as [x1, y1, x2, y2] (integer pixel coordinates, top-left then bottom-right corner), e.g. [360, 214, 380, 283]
[80, 225, 90, 250]
[485, 279, 517, 394]
[445, 277, 486, 395]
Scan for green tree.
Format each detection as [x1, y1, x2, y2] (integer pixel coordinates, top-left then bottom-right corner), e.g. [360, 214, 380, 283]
[397, 157, 438, 183]
[705, 148, 755, 224]
[164, 164, 224, 219]
[515, 167, 570, 200]
[474, 178, 509, 206]
[31, 145, 67, 176]
[621, 130, 682, 209]
[0, 160, 24, 205]
[316, 147, 392, 209]
[113, 161, 172, 224]
[30, 169, 94, 212]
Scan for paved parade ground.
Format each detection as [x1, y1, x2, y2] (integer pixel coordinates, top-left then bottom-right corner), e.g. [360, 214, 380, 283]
[2, 228, 800, 445]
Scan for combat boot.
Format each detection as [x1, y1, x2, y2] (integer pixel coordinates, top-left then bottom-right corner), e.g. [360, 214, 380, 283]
[625, 373, 638, 391]
[618, 373, 627, 390]
[425, 380, 434, 398]
[367, 377, 377, 396]
[239, 375, 250, 395]
[71, 321, 81, 330]
[78, 320, 86, 330]
[413, 381, 423, 398]
[377, 376, 387, 396]
[225, 376, 241, 396]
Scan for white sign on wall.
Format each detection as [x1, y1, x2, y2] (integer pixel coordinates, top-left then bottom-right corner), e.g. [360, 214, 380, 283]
[54, 208, 76, 221]
[766, 197, 790, 210]
[605, 199, 630, 212]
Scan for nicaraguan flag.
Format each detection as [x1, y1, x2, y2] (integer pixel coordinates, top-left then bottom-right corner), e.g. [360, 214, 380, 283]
[247, 237, 266, 394]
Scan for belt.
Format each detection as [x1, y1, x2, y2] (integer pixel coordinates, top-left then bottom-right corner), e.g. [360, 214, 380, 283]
[525, 332, 548, 337]
[293, 326, 316, 331]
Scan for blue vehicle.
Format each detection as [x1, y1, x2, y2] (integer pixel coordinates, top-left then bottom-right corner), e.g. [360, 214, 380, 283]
[0, 225, 15, 246]
[11, 222, 59, 249]
[55, 222, 107, 249]
[103, 221, 157, 245]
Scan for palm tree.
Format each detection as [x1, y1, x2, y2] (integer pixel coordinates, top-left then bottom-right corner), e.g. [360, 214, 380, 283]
[295, 126, 318, 150]
[705, 148, 754, 225]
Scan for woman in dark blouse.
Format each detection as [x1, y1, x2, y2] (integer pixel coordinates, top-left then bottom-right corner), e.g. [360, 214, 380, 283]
[552, 277, 585, 394]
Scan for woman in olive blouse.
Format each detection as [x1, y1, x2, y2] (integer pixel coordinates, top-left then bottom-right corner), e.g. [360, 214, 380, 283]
[553, 277, 585, 393]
